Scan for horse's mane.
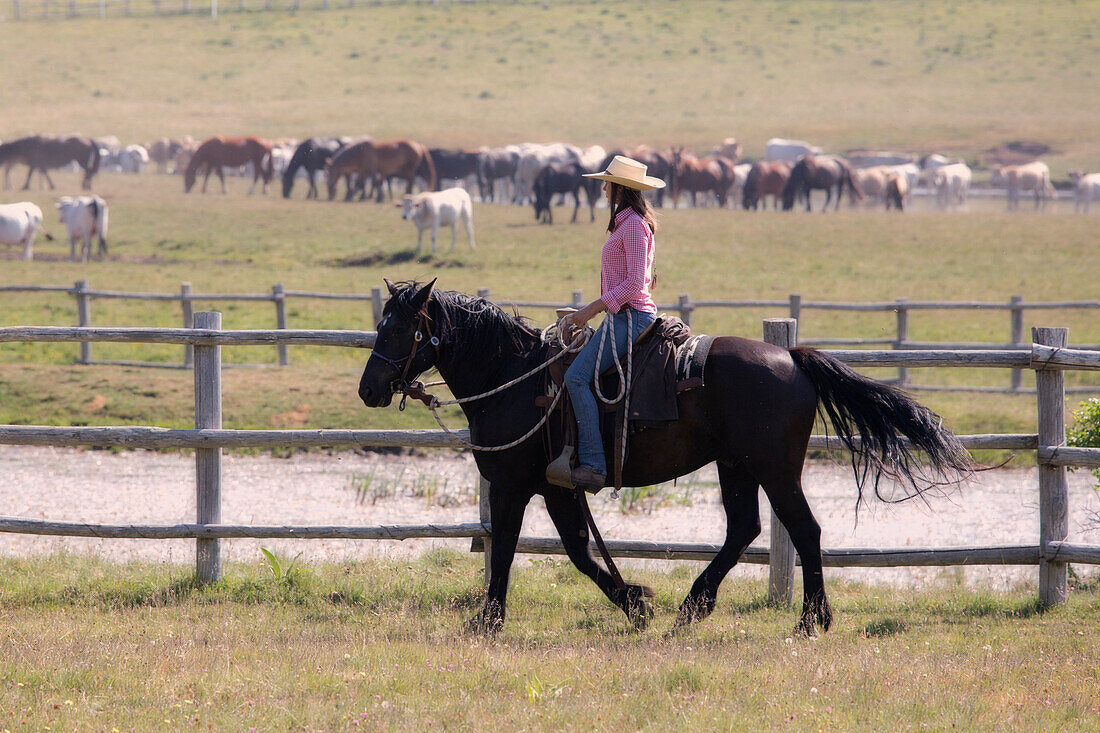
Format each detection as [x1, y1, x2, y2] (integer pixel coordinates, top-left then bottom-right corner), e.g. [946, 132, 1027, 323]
[389, 282, 545, 366]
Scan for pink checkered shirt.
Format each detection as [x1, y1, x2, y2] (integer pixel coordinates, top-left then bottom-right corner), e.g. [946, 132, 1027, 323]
[599, 208, 656, 314]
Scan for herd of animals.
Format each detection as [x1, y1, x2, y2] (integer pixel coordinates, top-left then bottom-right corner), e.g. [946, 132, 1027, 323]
[1, 132, 1098, 262]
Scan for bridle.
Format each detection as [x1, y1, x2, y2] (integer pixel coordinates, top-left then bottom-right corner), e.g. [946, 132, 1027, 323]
[368, 307, 442, 409]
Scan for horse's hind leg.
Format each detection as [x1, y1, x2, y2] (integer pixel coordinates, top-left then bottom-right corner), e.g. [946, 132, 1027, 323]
[673, 462, 760, 630]
[543, 490, 654, 630]
[758, 471, 831, 636]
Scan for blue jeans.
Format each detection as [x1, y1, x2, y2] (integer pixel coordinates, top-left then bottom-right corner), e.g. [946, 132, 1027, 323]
[564, 308, 656, 474]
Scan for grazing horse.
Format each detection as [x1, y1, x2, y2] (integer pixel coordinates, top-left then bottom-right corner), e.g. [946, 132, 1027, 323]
[326, 139, 436, 202]
[782, 155, 863, 212]
[184, 137, 273, 195]
[477, 147, 519, 203]
[885, 172, 909, 211]
[668, 148, 736, 207]
[0, 135, 101, 191]
[742, 160, 792, 210]
[358, 281, 974, 635]
[429, 148, 483, 192]
[282, 137, 348, 199]
[532, 162, 600, 224]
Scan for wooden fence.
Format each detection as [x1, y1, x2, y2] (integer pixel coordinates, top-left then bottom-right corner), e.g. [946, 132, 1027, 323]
[2, 0, 434, 21]
[4, 281, 1100, 393]
[0, 315, 1099, 607]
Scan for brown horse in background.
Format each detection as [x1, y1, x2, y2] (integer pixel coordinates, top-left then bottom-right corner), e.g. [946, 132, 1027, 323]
[326, 139, 436, 202]
[668, 148, 736, 207]
[782, 155, 864, 212]
[742, 160, 792, 210]
[0, 135, 101, 191]
[184, 136, 273, 194]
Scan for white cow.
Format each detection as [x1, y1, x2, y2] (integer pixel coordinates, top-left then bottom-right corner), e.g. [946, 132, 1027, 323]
[920, 154, 964, 183]
[764, 137, 824, 163]
[1068, 171, 1100, 213]
[118, 144, 149, 174]
[991, 161, 1055, 210]
[0, 202, 50, 261]
[399, 188, 475, 253]
[56, 195, 109, 263]
[930, 162, 971, 211]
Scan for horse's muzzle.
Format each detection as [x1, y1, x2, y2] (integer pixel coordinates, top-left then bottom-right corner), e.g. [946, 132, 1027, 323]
[358, 383, 394, 409]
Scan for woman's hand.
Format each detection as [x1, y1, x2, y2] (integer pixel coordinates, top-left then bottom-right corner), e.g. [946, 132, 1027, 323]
[568, 299, 607, 331]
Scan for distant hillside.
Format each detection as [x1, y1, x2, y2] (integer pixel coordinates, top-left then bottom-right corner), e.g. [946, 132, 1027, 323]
[1, 0, 1097, 172]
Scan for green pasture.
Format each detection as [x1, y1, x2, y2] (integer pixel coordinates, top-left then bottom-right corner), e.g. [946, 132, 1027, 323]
[1, 168, 1098, 440]
[1, 0, 1099, 174]
[0, 554, 1097, 731]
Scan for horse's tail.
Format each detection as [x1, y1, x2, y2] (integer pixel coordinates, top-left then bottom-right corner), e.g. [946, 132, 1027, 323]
[842, 163, 864, 201]
[781, 163, 802, 210]
[419, 145, 437, 192]
[86, 143, 101, 176]
[741, 167, 758, 209]
[788, 346, 973, 506]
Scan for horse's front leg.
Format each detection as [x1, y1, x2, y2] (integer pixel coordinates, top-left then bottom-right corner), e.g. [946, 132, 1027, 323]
[543, 489, 654, 630]
[466, 481, 531, 634]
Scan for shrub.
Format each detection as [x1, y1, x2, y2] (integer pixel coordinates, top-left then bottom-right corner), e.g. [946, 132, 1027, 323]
[1067, 398, 1100, 486]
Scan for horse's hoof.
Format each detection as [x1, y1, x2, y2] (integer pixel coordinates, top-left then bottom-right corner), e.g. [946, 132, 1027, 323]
[627, 598, 654, 632]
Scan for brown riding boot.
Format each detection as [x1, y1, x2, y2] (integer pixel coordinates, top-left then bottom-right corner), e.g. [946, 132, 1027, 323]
[570, 466, 606, 494]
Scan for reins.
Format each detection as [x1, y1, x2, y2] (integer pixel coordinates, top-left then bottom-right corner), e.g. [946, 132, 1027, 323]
[386, 307, 632, 591]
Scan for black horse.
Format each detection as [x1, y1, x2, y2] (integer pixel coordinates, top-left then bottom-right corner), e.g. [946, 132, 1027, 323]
[781, 155, 864, 212]
[358, 281, 973, 635]
[282, 137, 348, 199]
[532, 162, 600, 224]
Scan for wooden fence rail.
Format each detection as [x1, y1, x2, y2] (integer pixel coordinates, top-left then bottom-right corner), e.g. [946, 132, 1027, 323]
[0, 316, 1098, 606]
[4, 282, 1100, 392]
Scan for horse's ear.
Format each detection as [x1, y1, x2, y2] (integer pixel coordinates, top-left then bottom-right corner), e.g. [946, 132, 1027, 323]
[409, 278, 436, 311]
[383, 278, 399, 297]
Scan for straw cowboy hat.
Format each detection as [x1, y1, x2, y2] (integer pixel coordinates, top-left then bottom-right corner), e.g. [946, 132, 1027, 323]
[583, 155, 666, 191]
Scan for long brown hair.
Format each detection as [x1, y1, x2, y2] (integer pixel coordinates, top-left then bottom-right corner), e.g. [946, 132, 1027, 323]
[606, 183, 659, 234]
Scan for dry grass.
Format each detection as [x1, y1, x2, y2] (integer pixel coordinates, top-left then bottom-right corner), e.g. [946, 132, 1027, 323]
[1, 554, 1098, 731]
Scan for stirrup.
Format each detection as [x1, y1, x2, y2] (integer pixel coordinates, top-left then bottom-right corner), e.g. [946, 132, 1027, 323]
[546, 444, 575, 489]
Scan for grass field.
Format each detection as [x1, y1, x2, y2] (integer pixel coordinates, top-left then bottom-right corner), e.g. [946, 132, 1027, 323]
[1, 554, 1098, 731]
[1, 168, 1097, 440]
[2, 0, 1099, 175]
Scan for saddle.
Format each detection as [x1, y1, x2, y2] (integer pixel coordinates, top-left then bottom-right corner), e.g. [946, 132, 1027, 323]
[542, 315, 714, 492]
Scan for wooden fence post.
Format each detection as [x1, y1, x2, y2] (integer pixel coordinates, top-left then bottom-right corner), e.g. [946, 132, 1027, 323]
[75, 280, 92, 364]
[678, 294, 693, 327]
[764, 318, 797, 606]
[1034, 326, 1068, 606]
[14, 0, 20, 20]
[895, 297, 909, 385]
[194, 312, 223, 584]
[479, 475, 492, 586]
[181, 282, 194, 368]
[1010, 296, 1025, 391]
[272, 283, 288, 366]
[370, 287, 384, 328]
[477, 287, 490, 301]
[571, 290, 583, 308]
[788, 293, 801, 322]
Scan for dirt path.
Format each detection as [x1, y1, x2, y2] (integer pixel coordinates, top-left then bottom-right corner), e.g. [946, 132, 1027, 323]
[2, 445, 1097, 589]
